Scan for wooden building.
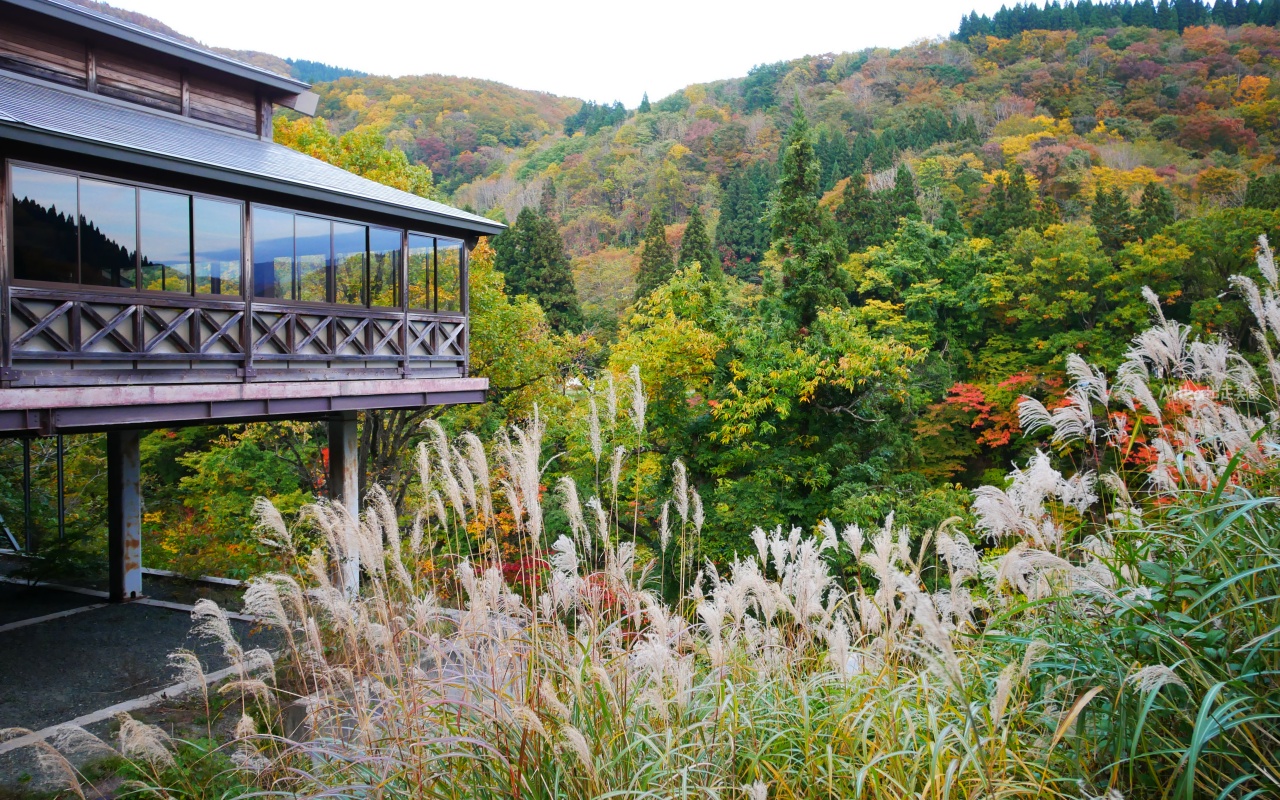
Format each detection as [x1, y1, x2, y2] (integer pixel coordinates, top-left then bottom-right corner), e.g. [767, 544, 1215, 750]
[0, 0, 504, 598]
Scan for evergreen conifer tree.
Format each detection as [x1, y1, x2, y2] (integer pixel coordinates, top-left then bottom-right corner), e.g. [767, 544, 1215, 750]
[889, 164, 922, 225]
[770, 106, 848, 326]
[1137, 182, 1177, 237]
[635, 210, 676, 299]
[1091, 186, 1137, 252]
[974, 164, 1042, 240]
[679, 206, 719, 278]
[1245, 175, 1280, 211]
[639, 92, 651, 113]
[493, 205, 583, 332]
[834, 175, 878, 253]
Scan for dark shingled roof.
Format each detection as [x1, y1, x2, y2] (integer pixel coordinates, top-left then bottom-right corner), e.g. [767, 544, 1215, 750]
[0, 73, 505, 236]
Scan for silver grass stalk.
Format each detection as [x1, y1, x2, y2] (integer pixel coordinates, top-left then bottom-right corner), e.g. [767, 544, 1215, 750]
[606, 371, 618, 424]
[629, 364, 647, 436]
[252, 496, 291, 553]
[588, 395, 602, 463]
[1127, 664, 1186, 693]
[32, 742, 84, 800]
[744, 781, 769, 800]
[416, 441, 431, 495]
[116, 714, 174, 769]
[609, 446, 626, 500]
[691, 488, 704, 534]
[461, 432, 493, 520]
[558, 476, 587, 542]
[672, 459, 689, 522]
[586, 495, 609, 548]
[191, 599, 243, 663]
[660, 501, 672, 551]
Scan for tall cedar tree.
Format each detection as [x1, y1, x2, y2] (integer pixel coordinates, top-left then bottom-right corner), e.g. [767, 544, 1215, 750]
[770, 106, 848, 326]
[638, 92, 651, 113]
[635, 210, 675, 299]
[889, 164, 922, 225]
[1092, 185, 1137, 252]
[679, 206, 720, 278]
[714, 161, 776, 281]
[492, 205, 583, 332]
[834, 174, 879, 253]
[1245, 175, 1280, 211]
[974, 164, 1043, 239]
[1136, 181, 1176, 238]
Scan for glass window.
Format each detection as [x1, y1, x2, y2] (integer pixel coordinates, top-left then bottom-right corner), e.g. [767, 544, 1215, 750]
[194, 198, 242, 296]
[333, 222, 366, 305]
[10, 166, 78, 284]
[139, 189, 191, 293]
[369, 227, 400, 308]
[437, 238, 462, 313]
[79, 178, 137, 289]
[295, 215, 329, 303]
[407, 233, 433, 310]
[253, 207, 293, 300]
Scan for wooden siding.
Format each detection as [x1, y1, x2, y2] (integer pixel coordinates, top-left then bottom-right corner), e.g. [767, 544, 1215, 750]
[0, 16, 261, 134]
[95, 47, 181, 113]
[188, 75, 257, 133]
[0, 17, 87, 88]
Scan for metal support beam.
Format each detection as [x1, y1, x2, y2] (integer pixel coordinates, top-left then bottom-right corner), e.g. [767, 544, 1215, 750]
[107, 430, 142, 602]
[328, 413, 359, 597]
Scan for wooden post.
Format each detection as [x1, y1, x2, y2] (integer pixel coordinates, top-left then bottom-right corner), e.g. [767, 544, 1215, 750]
[328, 413, 359, 596]
[107, 430, 142, 601]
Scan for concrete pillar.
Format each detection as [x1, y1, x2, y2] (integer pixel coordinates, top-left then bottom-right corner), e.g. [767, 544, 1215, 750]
[107, 430, 142, 601]
[328, 413, 360, 597]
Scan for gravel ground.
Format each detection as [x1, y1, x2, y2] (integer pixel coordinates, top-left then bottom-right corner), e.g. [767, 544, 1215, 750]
[0, 599, 271, 731]
[0, 583, 99, 625]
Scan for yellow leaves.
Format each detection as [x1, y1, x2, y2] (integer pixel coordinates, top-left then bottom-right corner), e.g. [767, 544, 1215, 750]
[344, 93, 370, 111]
[1088, 165, 1163, 200]
[985, 169, 1042, 192]
[667, 143, 692, 161]
[1235, 75, 1272, 105]
[388, 93, 414, 109]
[1000, 130, 1056, 159]
[684, 84, 707, 106]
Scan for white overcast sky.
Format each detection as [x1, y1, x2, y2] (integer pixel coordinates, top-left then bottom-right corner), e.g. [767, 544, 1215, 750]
[106, 0, 1023, 104]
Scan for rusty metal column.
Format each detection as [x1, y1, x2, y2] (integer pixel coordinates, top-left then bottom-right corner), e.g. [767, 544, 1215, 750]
[328, 413, 360, 597]
[107, 430, 142, 602]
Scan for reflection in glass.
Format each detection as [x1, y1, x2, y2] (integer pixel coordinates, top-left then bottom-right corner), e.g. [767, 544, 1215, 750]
[80, 179, 137, 288]
[11, 166, 78, 283]
[296, 215, 329, 303]
[140, 189, 191, 293]
[195, 198, 242, 296]
[407, 233, 433, 310]
[437, 238, 462, 313]
[369, 227, 400, 307]
[253, 208, 293, 299]
[333, 222, 366, 305]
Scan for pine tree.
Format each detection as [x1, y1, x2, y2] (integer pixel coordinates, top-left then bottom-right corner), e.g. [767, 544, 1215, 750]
[638, 92, 651, 114]
[1091, 185, 1137, 252]
[635, 209, 675, 300]
[770, 105, 848, 326]
[1136, 182, 1177, 238]
[679, 205, 719, 278]
[834, 174, 879, 253]
[974, 164, 1042, 240]
[493, 205, 583, 332]
[715, 163, 773, 280]
[888, 163, 922, 225]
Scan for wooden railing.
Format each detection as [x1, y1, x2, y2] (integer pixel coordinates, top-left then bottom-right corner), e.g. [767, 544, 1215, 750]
[3, 285, 467, 386]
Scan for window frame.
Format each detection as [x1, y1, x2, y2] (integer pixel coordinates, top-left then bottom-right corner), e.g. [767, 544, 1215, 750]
[407, 229, 467, 316]
[6, 159, 247, 299]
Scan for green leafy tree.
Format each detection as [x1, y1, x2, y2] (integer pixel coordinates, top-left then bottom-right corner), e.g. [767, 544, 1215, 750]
[492, 206, 583, 332]
[635, 210, 676, 299]
[769, 106, 848, 326]
[679, 206, 719, 277]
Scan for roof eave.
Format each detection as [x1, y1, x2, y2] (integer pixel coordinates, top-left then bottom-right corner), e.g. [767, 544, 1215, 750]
[0, 121, 507, 237]
[5, 0, 312, 97]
